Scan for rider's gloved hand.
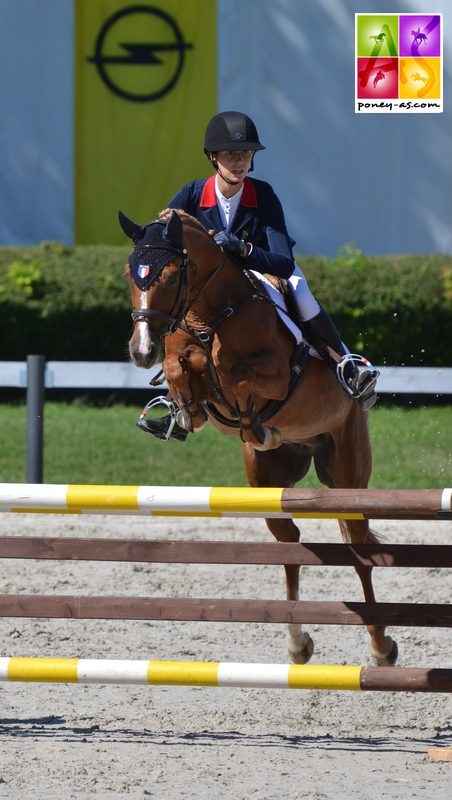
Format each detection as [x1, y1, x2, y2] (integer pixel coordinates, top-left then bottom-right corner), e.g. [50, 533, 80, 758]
[214, 231, 250, 258]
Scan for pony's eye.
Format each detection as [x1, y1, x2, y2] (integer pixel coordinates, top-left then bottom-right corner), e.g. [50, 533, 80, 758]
[167, 273, 179, 287]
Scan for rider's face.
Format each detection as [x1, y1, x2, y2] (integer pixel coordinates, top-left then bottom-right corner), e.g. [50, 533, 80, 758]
[213, 150, 253, 183]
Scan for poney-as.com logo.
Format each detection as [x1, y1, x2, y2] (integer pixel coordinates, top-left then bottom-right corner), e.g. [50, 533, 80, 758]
[355, 13, 442, 113]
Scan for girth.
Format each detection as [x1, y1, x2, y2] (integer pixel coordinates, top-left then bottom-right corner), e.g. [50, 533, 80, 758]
[203, 342, 310, 429]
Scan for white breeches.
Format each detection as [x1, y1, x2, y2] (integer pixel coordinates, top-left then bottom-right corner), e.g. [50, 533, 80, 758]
[287, 265, 321, 322]
[288, 266, 350, 354]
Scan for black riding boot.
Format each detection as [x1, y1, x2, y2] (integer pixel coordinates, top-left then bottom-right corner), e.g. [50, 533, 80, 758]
[302, 308, 379, 410]
[136, 415, 189, 441]
[136, 396, 190, 441]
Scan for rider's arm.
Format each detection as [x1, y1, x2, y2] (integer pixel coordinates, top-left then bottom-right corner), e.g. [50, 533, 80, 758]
[244, 227, 294, 279]
[244, 185, 295, 279]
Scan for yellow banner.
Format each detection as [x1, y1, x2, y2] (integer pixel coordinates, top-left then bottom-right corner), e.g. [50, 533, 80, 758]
[75, 0, 217, 243]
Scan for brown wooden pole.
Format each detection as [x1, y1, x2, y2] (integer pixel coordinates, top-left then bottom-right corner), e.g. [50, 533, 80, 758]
[0, 537, 451, 568]
[0, 595, 450, 626]
[361, 667, 452, 692]
[281, 488, 450, 519]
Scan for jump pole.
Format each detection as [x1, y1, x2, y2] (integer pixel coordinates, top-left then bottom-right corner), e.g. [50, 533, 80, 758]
[1, 658, 451, 692]
[0, 484, 451, 520]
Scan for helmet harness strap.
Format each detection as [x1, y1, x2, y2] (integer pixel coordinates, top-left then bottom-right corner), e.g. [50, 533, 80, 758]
[210, 153, 256, 183]
[210, 156, 242, 186]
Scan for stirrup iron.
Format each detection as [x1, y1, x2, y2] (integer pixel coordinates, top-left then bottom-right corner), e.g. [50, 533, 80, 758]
[136, 396, 189, 441]
[336, 353, 379, 399]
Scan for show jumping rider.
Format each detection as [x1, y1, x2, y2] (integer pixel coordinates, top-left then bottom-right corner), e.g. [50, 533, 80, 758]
[139, 111, 379, 439]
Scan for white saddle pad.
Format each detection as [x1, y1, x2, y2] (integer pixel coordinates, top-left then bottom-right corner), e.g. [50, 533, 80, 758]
[250, 271, 304, 345]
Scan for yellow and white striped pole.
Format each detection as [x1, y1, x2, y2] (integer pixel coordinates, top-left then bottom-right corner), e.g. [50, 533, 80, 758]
[0, 484, 287, 518]
[1, 658, 450, 692]
[0, 657, 359, 688]
[0, 484, 449, 519]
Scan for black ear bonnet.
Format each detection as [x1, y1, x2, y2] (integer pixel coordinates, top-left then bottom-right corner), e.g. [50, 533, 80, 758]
[118, 210, 185, 290]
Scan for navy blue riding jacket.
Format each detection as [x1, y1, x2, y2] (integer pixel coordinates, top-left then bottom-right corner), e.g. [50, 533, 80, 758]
[167, 176, 296, 280]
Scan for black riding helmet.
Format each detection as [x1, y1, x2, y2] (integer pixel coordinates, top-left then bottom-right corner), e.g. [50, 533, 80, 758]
[204, 111, 265, 175]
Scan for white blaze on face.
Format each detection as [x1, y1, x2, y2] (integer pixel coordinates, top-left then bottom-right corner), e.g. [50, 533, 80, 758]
[136, 290, 151, 356]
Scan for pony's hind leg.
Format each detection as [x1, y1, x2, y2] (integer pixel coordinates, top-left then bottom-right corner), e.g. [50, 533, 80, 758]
[339, 519, 398, 666]
[242, 442, 314, 663]
[266, 518, 314, 664]
[315, 405, 398, 665]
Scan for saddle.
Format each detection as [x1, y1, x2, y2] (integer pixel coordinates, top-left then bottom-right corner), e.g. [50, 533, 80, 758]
[243, 269, 305, 346]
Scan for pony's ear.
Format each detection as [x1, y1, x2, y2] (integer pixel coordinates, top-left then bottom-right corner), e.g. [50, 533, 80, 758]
[163, 209, 183, 249]
[118, 210, 144, 243]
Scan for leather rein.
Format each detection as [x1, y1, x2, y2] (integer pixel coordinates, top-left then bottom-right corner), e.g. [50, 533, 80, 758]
[130, 245, 265, 411]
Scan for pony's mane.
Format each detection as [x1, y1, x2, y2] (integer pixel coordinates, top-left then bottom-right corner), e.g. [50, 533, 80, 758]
[159, 208, 210, 236]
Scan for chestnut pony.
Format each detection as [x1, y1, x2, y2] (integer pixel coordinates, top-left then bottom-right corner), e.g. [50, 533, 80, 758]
[121, 208, 397, 667]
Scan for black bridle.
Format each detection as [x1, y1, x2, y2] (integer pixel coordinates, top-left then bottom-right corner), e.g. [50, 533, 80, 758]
[130, 241, 265, 407]
[130, 243, 190, 332]
[129, 238, 308, 424]
[130, 243, 236, 334]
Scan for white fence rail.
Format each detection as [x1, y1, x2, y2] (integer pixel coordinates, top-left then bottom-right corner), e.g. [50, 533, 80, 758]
[0, 361, 163, 390]
[1, 361, 452, 394]
[1, 358, 451, 484]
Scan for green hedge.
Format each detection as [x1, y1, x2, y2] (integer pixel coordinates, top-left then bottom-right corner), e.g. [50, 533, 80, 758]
[0, 242, 451, 365]
[0, 243, 130, 361]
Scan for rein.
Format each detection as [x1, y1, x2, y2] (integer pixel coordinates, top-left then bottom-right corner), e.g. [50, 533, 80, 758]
[178, 290, 263, 406]
[130, 233, 287, 416]
[131, 250, 227, 333]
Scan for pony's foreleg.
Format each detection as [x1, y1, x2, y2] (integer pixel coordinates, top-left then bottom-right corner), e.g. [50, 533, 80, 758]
[163, 356, 207, 432]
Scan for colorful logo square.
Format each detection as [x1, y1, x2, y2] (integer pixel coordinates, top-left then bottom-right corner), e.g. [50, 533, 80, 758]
[399, 57, 442, 99]
[357, 58, 398, 99]
[356, 15, 399, 57]
[399, 15, 441, 56]
[355, 13, 443, 113]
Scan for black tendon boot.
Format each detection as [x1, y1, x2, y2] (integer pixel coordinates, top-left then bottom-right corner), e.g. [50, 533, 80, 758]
[302, 308, 379, 411]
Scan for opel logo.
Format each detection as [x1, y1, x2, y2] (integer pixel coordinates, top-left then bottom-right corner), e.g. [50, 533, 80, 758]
[87, 4, 193, 103]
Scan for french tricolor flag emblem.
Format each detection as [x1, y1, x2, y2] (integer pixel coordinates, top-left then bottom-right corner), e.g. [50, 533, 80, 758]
[138, 265, 150, 279]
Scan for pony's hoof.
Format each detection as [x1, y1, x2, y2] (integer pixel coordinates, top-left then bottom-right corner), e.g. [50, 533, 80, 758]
[253, 427, 282, 451]
[372, 636, 398, 666]
[288, 633, 314, 665]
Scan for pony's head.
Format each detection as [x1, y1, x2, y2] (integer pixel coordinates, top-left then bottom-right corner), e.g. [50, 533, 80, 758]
[120, 209, 188, 368]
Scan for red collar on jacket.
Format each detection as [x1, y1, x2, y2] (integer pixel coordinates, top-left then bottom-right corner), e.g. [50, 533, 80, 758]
[199, 175, 258, 208]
